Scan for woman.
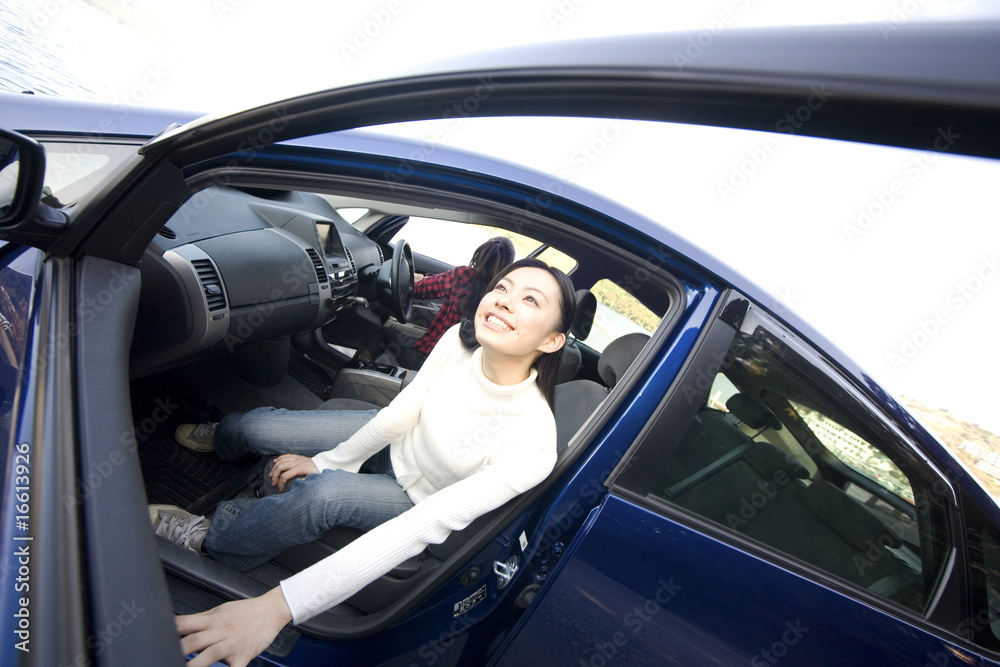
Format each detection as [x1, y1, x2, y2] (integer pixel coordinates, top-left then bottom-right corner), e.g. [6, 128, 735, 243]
[379, 235, 515, 367]
[158, 258, 576, 667]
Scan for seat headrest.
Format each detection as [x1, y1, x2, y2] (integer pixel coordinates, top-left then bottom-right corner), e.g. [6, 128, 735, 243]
[726, 394, 782, 431]
[572, 289, 597, 341]
[598, 332, 650, 388]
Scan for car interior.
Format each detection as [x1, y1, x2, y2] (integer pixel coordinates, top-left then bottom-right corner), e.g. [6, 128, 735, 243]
[126, 179, 677, 636]
[649, 329, 951, 614]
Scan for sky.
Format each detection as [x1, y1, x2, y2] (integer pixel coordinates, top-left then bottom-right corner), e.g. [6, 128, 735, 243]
[6, 0, 1000, 434]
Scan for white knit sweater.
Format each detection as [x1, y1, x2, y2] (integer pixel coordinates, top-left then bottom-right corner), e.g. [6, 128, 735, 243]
[278, 325, 558, 623]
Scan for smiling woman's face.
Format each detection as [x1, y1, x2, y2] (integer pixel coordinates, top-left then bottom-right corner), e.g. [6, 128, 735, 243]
[473, 266, 566, 360]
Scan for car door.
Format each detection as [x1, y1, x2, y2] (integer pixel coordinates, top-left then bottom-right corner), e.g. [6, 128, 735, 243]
[492, 294, 988, 665]
[1, 21, 999, 667]
[0, 133, 183, 666]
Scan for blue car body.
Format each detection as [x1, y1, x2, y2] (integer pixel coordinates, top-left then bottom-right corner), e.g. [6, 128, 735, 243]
[1, 20, 1000, 667]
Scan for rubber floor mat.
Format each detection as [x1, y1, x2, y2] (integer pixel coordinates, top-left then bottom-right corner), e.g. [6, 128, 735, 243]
[139, 435, 265, 516]
[130, 372, 265, 516]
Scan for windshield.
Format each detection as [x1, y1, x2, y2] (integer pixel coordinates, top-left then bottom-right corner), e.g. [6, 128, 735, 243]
[39, 141, 137, 208]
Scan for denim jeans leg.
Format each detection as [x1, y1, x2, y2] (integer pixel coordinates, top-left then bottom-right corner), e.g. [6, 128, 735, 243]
[204, 468, 414, 571]
[214, 407, 379, 461]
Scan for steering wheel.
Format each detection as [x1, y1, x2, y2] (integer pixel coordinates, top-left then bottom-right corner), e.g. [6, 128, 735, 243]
[376, 240, 415, 323]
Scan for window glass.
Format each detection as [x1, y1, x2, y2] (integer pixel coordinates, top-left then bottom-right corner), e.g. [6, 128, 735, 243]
[646, 323, 950, 614]
[789, 401, 914, 503]
[0, 247, 38, 452]
[39, 142, 136, 208]
[390, 218, 544, 269]
[586, 278, 659, 353]
[535, 245, 576, 274]
[336, 208, 368, 224]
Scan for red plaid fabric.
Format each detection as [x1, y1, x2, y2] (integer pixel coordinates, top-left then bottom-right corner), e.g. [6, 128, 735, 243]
[411, 265, 476, 355]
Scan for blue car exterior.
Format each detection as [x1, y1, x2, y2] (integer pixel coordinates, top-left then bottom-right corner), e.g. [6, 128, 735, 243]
[1, 20, 1000, 667]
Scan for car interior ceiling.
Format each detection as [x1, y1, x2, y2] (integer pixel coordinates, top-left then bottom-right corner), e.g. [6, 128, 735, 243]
[125, 179, 674, 632]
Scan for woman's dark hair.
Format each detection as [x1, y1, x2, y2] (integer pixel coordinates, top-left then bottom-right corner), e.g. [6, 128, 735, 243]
[460, 258, 576, 411]
[457, 236, 516, 317]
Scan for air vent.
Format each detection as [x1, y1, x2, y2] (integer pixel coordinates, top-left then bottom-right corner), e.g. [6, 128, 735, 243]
[158, 226, 177, 239]
[376, 245, 384, 265]
[305, 248, 327, 283]
[191, 259, 227, 312]
[344, 246, 357, 277]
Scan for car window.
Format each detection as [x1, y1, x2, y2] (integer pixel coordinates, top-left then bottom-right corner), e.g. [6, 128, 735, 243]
[389, 217, 568, 272]
[639, 311, 951, 615]
[39, 141, 137, 208]
[585, 278, 659, 353]
[0, 246, 38, 456]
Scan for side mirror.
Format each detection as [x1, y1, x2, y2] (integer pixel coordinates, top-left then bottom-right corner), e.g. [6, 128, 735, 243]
[0, 129, 45, 228]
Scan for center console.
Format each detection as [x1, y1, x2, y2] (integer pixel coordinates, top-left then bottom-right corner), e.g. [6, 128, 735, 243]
[331, 360, 409, 407]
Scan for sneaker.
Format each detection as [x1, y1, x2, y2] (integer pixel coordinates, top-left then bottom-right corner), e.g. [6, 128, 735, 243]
[149, 505, 209, 554]
[174, 422, 218, 452]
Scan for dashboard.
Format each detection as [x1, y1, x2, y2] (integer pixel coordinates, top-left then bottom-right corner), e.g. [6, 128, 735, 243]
[130, 186, 384, 374]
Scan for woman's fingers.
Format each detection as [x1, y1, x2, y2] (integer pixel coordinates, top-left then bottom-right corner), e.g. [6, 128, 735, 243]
[175, 611, 208, 635]
[269, 455, 320, 492]
[174, 591, 291, 667]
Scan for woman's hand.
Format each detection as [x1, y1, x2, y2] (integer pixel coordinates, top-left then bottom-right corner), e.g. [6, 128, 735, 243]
[270, 454, 320, 492]
[176, 587, 292, 667]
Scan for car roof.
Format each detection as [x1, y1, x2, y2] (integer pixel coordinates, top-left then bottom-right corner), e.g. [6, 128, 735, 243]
[0, 90, 201, 137]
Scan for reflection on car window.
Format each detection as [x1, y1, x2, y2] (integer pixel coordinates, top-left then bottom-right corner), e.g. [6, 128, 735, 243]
[646, 323, 950, 614]
[0, 247, 38, 452]
[789, 400, 914, 503]
[981, 530, 1000, 641]
[40, 142, 136, 208]
[336, 208, 368, 224]
[586, 278, 658, 353]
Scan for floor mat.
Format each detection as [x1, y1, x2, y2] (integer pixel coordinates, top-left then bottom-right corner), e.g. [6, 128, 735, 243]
[131, 371, 266, 516]
[139, 434, 265, 516]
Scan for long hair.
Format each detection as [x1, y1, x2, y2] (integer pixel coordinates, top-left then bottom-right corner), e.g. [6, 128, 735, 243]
[460, 258, 576, 411]
[457, 236, 516, 318]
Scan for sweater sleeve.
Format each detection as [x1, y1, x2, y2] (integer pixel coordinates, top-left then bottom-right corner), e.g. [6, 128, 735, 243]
[413, 267, 461, 300]
[281, 420, 557, 623]
[311, 326, 463, 472]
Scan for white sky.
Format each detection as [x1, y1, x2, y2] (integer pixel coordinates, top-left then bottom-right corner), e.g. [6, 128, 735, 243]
[13, 0, 1000, 433]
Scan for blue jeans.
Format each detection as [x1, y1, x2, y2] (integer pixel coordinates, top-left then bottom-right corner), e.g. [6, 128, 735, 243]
[203, 407, 415, 571]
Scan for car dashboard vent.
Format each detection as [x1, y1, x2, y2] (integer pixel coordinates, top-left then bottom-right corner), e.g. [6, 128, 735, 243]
[305, 248, 328, 284]
[344, 246, 357, 278]
[158, 226, 177, 240]
[191, 259, 227, 312]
